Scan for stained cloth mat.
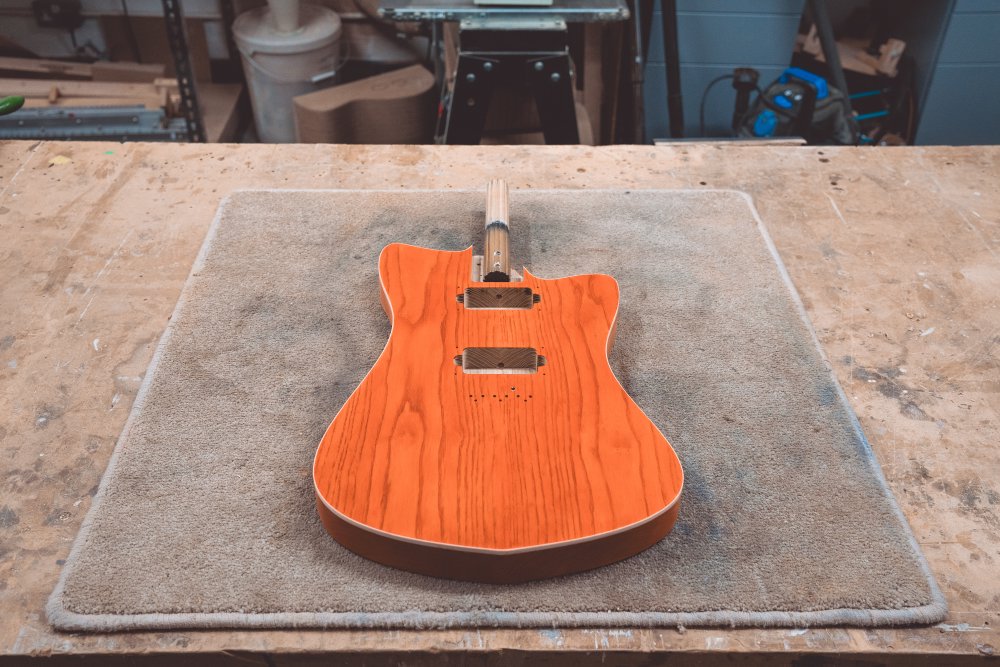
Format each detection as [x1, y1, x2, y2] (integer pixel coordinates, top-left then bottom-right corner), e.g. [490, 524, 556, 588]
[48, 189, 946, 631]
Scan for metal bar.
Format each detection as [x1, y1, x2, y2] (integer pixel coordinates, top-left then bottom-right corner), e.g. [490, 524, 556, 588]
[0, 105, 188, 141]
[379, 2, 628, 24]
[629, 0, 645, 143]
[443, 55, 496, 144]
[161, 0, 206, 142]
[529, 54, 580, 144]
[806, 0, 857, 141]
[218, 0, 242, 81]
[660, 0, 683, 137]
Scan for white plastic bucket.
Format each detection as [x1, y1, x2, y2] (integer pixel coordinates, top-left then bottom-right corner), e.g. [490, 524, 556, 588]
[233, 3, 343, 143]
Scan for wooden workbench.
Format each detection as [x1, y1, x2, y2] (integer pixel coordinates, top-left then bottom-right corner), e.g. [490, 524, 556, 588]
[1, 141, 997, 664]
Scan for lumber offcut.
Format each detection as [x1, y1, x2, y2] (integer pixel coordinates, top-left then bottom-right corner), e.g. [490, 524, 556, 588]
[0, 77, 178, 111]
[293, 64, 435, 144]
[0, 57, 164, 82]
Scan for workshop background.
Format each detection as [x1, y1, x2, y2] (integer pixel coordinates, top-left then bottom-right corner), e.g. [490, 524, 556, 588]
[0, 0, 996, 145]
[3, 0, 1000, 664]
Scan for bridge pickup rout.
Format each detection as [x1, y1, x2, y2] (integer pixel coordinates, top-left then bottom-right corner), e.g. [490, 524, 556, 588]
[454, 347, 546, 374]
[457, 287, 540, 310]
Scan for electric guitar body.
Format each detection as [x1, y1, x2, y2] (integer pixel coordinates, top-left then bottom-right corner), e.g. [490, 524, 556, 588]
[313, 181, 683, 583]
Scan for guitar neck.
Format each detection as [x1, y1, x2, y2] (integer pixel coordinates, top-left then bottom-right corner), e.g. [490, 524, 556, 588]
[483, 179, 511, 282]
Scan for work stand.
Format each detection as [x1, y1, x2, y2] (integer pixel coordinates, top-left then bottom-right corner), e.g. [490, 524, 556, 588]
[439, 18, 580, 145]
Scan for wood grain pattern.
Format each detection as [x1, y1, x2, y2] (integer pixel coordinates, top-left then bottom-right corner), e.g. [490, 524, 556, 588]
[485, 178, 509, 227]
[483, 179, 511, 281]
[313, 243, 683, 581]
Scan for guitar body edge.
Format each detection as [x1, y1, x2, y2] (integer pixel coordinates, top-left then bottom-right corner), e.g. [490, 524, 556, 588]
[317, 494, 680, 583]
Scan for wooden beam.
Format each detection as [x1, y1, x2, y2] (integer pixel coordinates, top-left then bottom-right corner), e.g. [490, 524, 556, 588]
[0, 56, 92, 79]
[0, 57, 165, 82]
[0, 77, 176, 100]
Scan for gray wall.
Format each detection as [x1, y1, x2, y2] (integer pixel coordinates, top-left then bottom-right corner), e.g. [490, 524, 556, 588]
[917, 0, 1000, 144]
[643, 0, 804, 139]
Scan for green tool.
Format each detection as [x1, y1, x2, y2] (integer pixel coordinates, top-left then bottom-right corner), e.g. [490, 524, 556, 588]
[0, 96, 26, 116]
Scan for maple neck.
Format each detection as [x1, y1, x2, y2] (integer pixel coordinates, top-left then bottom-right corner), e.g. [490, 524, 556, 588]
[483, 179, 511, 282]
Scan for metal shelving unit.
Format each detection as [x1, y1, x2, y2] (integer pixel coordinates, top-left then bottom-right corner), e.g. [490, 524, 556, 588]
[161, 0, 206, 142]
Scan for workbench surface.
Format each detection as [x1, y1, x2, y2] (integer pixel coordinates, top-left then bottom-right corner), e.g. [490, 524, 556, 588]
[1, 141, 997, 664]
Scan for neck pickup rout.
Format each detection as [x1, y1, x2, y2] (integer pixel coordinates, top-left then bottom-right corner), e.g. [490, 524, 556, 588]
[458, 287, 541, 310]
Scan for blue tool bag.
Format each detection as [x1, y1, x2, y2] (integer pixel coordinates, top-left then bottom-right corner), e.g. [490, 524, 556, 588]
[739, 67, 855, 145]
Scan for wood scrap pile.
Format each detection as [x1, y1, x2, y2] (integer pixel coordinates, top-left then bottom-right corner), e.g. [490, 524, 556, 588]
[0, 56, 178, 114]
[794, 25, 906, 78]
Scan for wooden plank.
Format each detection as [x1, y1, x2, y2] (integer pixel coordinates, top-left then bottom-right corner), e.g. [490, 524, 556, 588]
[0, 56, 92, 79]
[20, 97, 162, 110]
[0, 57, 164, 83]
[90, 61, 166, 82]
[0, 142, 996, 662]
[0, 78, 175, 100]
[199, 83, 246, 143]
[582, 24, 604, 144]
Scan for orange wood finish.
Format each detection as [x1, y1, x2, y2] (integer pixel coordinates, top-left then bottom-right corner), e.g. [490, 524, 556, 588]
[313, 244, 683, 582]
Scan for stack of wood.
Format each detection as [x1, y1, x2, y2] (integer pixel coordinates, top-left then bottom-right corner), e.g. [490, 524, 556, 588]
[0, 56, 177, 113]
[795, 26, 906, 79]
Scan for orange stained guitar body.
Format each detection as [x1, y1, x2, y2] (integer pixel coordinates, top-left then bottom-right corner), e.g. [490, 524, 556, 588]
[313, 182, 683, 583]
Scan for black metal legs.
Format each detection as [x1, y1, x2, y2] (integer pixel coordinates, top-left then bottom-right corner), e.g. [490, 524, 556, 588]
[442, 20, 579, 145]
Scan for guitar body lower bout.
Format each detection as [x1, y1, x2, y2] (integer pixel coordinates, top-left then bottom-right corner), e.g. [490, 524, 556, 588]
[313, 243, 683, 582]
